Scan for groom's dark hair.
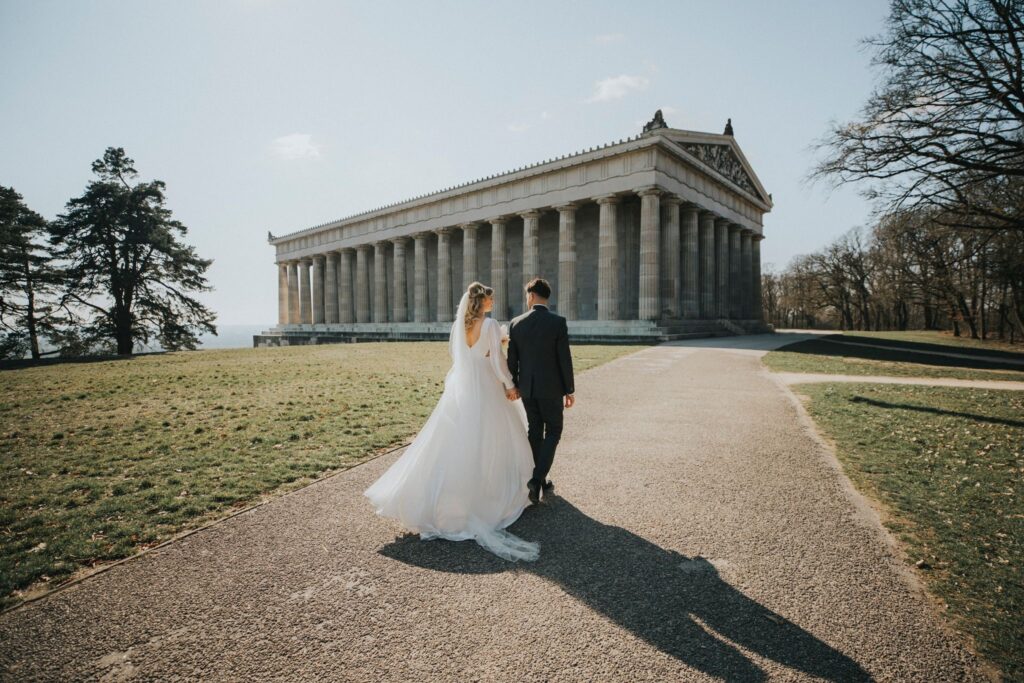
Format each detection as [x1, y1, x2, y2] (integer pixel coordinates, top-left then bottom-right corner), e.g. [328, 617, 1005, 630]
[525, 277, 551, 300]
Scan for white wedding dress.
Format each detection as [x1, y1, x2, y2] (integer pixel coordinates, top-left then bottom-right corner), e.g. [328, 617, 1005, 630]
[363, 293, 540, 561]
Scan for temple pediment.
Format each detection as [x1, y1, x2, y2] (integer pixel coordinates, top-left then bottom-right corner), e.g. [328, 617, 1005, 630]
[678, 142, 761, 200]
[641, 112, 769, 204]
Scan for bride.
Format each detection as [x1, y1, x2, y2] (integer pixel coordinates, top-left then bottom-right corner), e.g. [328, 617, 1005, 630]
[364, 282, 540, 561]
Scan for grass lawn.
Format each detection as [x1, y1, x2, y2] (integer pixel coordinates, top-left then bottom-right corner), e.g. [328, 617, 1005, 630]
[793, 382, 1023, 681]
[0, 341, 638, 609]
[764, 333, 1024, 383]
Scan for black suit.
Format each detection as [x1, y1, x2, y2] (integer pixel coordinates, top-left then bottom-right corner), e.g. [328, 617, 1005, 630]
[507, 304, 575, 487]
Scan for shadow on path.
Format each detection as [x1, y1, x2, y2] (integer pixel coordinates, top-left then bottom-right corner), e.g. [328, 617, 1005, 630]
[850, 396, 1024, 428]
[777, 335, 1024, 372]
[380, 497, 871, 682]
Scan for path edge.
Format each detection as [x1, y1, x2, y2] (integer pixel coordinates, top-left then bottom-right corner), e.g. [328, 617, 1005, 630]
[2, 346, 645, 617]
[763, 369, 1001, 682]
[1, 441, 412, 617]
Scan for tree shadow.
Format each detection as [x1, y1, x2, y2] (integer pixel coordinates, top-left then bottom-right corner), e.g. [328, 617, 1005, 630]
[779, 334, 1024, 372]
[663, 331, 821, 352]
[850, 395, 1024, 428]
[379, 497, 872, 682]
[0, 350, 166, 371]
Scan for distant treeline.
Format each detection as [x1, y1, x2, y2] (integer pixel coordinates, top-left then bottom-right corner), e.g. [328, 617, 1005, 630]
[762, 207, 1024, 341]
[779, 0, 1024, 343]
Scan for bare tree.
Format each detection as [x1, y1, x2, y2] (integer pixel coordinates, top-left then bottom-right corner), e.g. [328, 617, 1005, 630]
[761, 267, 782, 327]
[812, 0, 1024, 233]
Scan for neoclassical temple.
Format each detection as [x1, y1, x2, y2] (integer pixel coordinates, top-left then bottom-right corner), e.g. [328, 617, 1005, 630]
[255, 111, 772, 346]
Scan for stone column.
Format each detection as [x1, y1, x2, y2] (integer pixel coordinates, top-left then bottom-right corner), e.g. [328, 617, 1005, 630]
[714, 218, 730, 318]
[287, 260, 300, 324]
[355, 244, 371, 323]
[681, 206, 700, 318]
[461, 223, 478, 290]
[392, 237, 409, 322]
[556, 203, 578, 320]
[740, 229, 753, 319]
[436, 227, 453, 322]
[520, 209, 541, 281]
[637, 187, 662, 321]
[414, 232, 430, 322]
[728, 224, 742, 319]
[299, 258, 312, 324]
[312, 254, 326, 325]
[596, 195, 620, 321]
[338, 248, 354, 324]
[699, 212, 717, 318]
[660, 195, 682, 318]
[490, 217, 508, 320]
[372, 241, 388, 323]
[752, 234, 764, 321]
[277, 262, 288, 325]
[324, 252, 339, 324]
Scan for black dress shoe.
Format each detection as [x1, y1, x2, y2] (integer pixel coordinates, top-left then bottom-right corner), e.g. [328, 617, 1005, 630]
[527, 479, 540, 505]
[542, 479, 554, 492]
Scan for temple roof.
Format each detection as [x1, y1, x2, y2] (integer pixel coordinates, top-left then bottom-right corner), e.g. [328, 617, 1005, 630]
[268, 115, 770, 244]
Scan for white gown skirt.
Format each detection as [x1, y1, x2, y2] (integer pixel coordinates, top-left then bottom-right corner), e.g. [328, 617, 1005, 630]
[364, 354, 539, 561]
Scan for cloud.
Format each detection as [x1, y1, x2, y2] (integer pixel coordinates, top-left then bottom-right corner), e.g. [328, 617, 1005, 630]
[594, 33, 625, 44]
[587, 75, 649, 103]
[270, 133, 320, 160]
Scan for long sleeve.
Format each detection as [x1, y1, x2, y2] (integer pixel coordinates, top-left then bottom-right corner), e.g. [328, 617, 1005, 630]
[506, 320, 519, 388]
[486, 318, 515, 390]
[557, 317, 575, 395]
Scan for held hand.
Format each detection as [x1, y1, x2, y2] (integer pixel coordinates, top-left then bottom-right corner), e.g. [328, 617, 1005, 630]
[564, 393, 575, 409]
[505, 387, 520, 401]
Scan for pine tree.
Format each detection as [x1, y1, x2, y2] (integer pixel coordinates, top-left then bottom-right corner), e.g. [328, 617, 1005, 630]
[48, 148, 217, 356]
[0, 186, 67, 359]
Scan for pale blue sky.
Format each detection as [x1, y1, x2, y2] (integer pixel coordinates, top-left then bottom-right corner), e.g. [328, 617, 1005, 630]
[1, 0, 889, 326]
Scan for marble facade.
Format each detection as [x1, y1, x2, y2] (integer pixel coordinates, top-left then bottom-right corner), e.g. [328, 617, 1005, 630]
[260, 113, 772, 344]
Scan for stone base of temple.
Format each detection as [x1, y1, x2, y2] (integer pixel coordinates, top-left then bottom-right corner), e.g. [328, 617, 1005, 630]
[252, 319, 773, 347]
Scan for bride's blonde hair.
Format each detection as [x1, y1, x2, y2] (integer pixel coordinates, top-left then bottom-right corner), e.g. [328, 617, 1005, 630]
[464, 281, 493, 332]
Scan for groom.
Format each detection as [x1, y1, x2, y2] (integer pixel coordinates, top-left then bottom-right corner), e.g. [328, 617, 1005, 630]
[506, 277, 575, 505]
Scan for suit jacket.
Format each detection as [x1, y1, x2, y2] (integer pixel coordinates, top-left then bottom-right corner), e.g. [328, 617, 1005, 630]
[507, 304, 575, 399]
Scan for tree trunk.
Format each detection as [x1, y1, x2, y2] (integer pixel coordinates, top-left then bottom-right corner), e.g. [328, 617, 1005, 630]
[21, 250, 40, 360]
[1010, 282, 1024, 343]
[955, 293, 979, 339]
[998, 283, 1008, 340]
[115, 306, 133, 356]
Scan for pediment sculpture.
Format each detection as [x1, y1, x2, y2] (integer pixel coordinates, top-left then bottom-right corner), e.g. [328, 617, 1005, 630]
[679, 143, 760, 198]
[642, 109, 668, 133]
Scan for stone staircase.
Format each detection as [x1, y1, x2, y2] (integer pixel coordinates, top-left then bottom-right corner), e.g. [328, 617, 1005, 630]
[253, 318, 773, 347]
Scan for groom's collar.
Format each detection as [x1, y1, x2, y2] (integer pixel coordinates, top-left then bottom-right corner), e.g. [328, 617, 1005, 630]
[531, 303, 549, 311]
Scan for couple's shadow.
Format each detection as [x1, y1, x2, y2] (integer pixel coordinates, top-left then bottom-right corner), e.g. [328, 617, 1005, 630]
[380, 496, 872, 682]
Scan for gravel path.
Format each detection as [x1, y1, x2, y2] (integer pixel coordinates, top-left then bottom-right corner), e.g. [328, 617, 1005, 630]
[774, 372, 1024, 391]
[0, 337, 990, 682]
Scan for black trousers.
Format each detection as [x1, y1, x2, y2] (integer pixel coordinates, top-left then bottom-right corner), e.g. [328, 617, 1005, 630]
[521, 396, 564, 485]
